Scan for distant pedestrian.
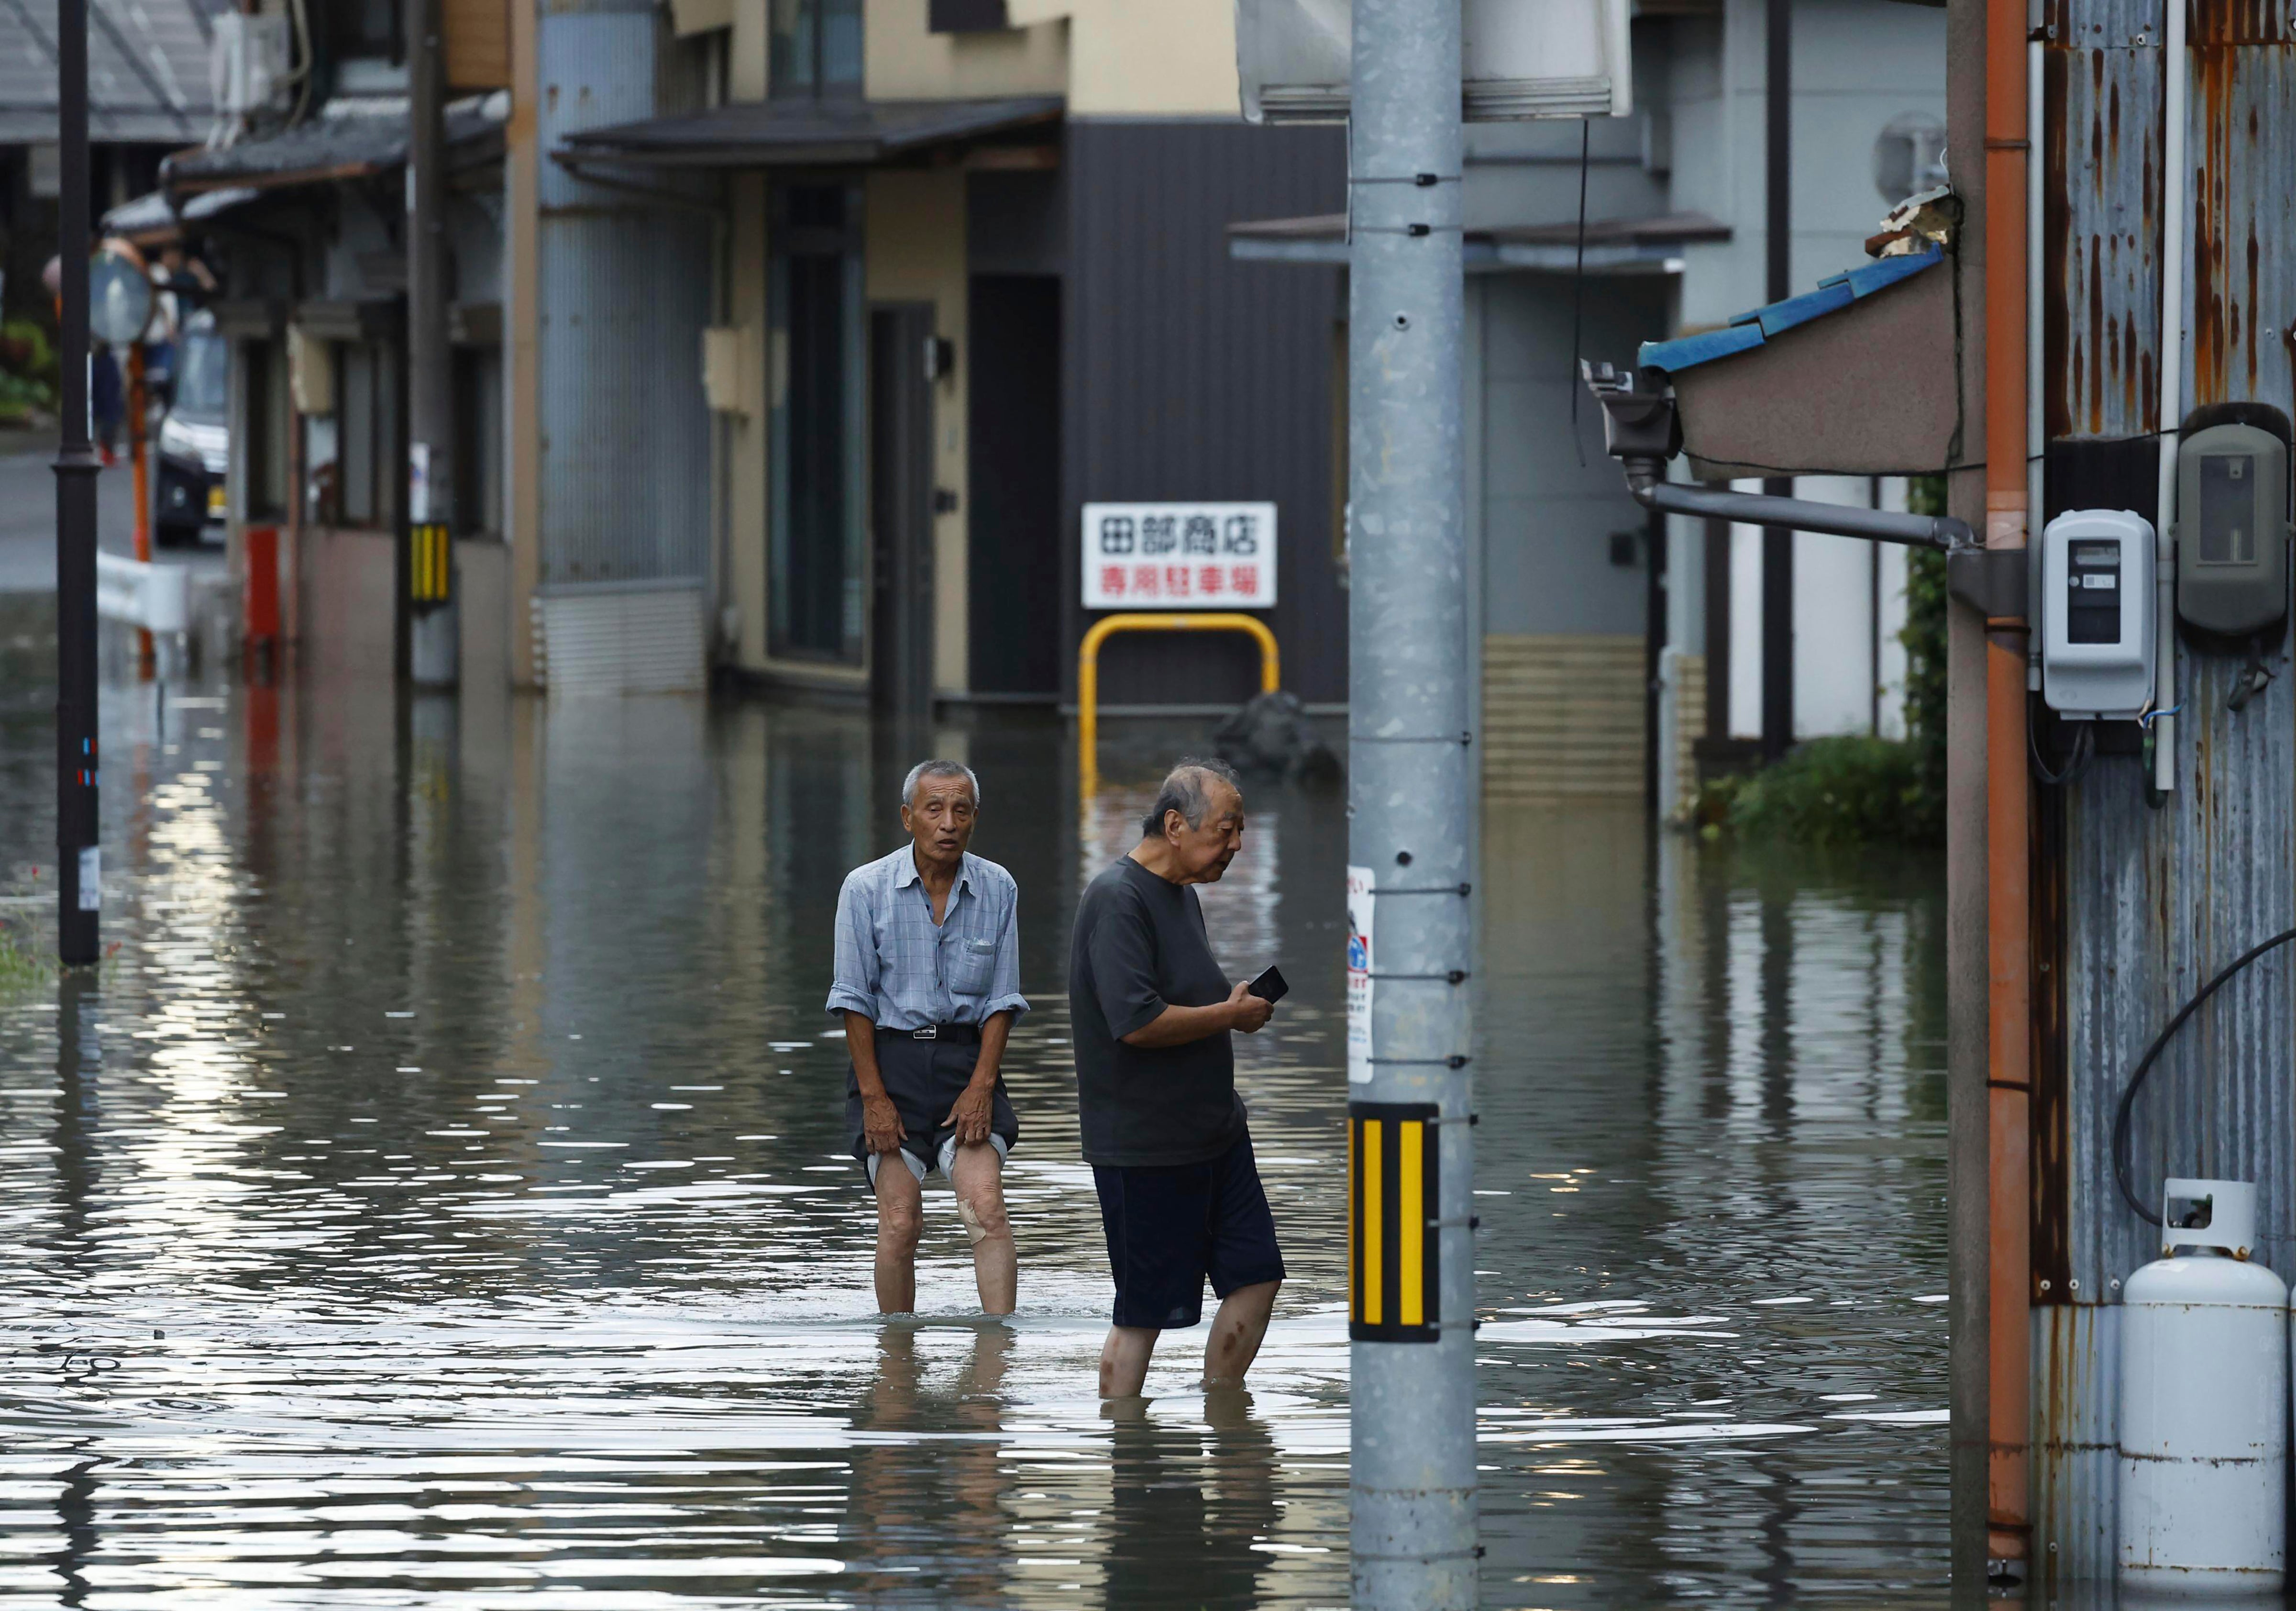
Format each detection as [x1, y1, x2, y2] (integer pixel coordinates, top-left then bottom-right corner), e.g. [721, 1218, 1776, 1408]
[827, 760, 1026, 1316]
[1071, 758, 1282, 1397]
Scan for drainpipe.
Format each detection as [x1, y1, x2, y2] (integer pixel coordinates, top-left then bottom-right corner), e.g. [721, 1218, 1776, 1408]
[1982, 0, 2032, 1579]
[2152, 0, 2186, 793]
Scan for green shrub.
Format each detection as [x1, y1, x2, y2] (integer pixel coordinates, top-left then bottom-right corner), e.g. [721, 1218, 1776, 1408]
[1698, 734, 1935, 848]
[1899, 475, 1949, 842]
[0, 914, 53, 993]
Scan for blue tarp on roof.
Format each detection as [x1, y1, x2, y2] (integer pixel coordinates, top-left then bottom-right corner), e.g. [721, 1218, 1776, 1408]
[1637, 245, 1945, 375]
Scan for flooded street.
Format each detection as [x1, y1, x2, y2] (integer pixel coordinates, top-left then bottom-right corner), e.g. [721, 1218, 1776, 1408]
[0, 601, 1950, 1607]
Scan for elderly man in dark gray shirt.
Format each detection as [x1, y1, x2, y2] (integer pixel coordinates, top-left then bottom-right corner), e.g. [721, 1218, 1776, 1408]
[1070, 758, 1282, 1397]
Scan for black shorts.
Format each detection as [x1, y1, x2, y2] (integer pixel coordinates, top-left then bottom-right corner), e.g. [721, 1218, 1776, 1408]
[845, 1031, 1018, 1179]
[1092, 1132, 1286, 1330]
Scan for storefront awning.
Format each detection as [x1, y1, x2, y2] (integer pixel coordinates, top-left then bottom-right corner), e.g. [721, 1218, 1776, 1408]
[556, 96, 1065, 169]
[1227, 210, 1731, 271]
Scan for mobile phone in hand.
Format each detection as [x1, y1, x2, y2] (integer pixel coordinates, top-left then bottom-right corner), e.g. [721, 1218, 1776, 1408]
[1247, 965, 1289, 1003]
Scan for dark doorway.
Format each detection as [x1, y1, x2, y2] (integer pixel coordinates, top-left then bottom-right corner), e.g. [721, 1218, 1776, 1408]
[967, 275, 1061, 698]
[870, 304, 936, 717]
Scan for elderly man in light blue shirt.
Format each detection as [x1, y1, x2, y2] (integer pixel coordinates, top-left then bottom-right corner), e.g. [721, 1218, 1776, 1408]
[827, 759, 1027, 1316]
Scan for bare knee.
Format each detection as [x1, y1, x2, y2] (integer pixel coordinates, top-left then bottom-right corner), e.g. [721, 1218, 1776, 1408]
[877, 1197, 923, 1256]
[955, 1185, 1010, 1244]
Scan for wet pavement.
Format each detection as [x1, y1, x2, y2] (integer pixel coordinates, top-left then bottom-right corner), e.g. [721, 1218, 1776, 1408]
[0, 439, 224, 594]
[0, 593, 1952, 1606]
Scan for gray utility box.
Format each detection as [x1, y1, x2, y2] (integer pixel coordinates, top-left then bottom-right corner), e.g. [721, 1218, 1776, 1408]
[2177, 421, 2290, 640]
[2041, 509, 2156, 721]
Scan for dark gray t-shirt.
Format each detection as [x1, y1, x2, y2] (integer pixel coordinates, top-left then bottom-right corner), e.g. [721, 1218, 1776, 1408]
[1069, 855, 1246, 1167]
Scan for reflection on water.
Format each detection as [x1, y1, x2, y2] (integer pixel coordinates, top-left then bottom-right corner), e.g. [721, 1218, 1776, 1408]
[0, 623, 1954, 1605]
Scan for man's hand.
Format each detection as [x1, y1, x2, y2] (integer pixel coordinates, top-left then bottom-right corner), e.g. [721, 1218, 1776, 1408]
[1226, 978, 1275, 1034]
[943, 1079, 995, 1148]
[861, 1092, 907, 1155]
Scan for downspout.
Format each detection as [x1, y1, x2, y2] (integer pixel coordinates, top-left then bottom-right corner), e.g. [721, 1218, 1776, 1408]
[1983, 0, 2032, 1576]
[2152, 0, 2187, 793]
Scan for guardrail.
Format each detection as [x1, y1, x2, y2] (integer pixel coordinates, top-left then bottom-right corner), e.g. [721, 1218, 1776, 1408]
[1078, 611, 1280, 796]
[96, 552, 189, 635]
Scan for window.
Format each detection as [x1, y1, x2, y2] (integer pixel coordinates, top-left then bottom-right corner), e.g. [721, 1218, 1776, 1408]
[452, 346, 503, 538]
[769, 0, 861, 97]
[175, 329, 229, 419]
[331, 0, 399, 62]
[768, 183, 865, 664]
[335, 341, 397, 529]
[240, 337, 289, 519]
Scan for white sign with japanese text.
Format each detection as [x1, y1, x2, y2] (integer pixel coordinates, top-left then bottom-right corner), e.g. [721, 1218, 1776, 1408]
[1082, 501, 1277, 609]
[1347, 864, 1374, 1084]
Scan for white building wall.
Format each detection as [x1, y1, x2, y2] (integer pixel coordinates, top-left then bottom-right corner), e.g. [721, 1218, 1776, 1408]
[1669, 0, 1947, 328]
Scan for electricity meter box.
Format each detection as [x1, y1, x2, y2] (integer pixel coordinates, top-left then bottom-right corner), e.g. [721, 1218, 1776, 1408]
[2176, 405, 2292, 641]
[2041, 509, 2156, 720]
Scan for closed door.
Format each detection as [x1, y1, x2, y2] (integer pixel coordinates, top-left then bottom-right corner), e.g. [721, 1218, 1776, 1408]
[869, 304, 935, 717]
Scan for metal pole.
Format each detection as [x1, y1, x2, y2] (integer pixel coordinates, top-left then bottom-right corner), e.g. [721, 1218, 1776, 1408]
[1760, 0, 1793, 765]
[407, 0, 458, 686]
[1346, 0, 1475, 1602]
[53, 0, 99, 966]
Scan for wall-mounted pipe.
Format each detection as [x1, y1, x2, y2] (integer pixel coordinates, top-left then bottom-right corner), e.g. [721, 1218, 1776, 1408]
[2152, 0, 2187, 794]
[1983, 0, 2033, 1574]
[1626, 477, 1974, 553]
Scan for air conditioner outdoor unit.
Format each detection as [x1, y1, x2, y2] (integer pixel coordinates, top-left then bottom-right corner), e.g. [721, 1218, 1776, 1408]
[1236, 0, 1632, 123]
[210, 12, 291, 118]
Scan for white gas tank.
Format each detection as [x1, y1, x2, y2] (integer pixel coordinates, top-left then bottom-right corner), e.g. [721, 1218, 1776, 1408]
[2119, 1178, 2289, 1591]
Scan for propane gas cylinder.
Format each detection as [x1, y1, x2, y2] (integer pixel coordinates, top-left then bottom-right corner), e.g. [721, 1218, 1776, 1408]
[2119, 1178, 2289, 1591]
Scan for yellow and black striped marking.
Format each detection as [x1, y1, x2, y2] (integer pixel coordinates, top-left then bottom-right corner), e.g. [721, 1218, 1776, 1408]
[1349, 1101, 1439, 1343]
[410, 523, 452, 605]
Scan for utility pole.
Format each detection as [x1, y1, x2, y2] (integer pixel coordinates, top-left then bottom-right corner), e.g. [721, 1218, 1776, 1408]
[53, 0, 99, 966]
[407, 0, 457, 686]
[1345, 0, 1476, 1604]
[1760, 0, 1793, 764]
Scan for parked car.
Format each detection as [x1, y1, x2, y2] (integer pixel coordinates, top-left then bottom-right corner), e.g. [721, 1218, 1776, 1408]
[155, 313, 228, 546]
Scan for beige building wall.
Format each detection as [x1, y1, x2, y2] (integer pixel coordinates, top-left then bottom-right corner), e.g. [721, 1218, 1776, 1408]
[1483, 634, 1647, 801]
[1040, 0, 1237, 116]
[728, 0, 768, 99]
[866, 10, 1067, 100]
[865, 169, 969, 694]
[852, 0, 1233, 114]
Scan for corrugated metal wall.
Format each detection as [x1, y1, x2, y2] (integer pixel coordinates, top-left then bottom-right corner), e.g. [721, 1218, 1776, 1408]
[536, 5, 712, 589]
[1061, 121, 1347, 708]
[2036, 0, 2296, 1580]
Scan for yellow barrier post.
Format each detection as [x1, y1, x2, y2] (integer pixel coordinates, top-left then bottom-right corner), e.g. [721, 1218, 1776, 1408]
[1078, 612, 1280, 796]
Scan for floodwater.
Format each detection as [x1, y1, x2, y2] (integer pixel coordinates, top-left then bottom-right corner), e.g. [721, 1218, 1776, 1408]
[0, 597, 1952, 1607]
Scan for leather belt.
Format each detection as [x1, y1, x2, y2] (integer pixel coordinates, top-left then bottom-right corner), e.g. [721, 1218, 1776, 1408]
[879, 1022, 980, 1044]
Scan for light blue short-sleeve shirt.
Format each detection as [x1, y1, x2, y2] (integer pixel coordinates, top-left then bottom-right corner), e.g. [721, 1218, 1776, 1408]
[825, 845, 1028, 1030]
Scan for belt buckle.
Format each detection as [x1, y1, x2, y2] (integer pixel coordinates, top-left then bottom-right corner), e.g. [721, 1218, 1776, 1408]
[913, 1025, 938, 1041]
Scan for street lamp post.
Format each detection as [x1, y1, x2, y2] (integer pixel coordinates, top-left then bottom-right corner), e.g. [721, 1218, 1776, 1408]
[54, 0, 100, 966]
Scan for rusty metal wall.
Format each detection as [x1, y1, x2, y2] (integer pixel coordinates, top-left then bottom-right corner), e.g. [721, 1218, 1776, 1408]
[2036, 1, 2296, 1583]
[535, 5, 713, 588]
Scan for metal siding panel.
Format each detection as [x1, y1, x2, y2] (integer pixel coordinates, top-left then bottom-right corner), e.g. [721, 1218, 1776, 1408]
[2043, 12, 2296, 1575]
[1064, 120, 1347, 707]
[535, 583, 706, 693]
[536, 9, 712, 589]
[2047, 41, 2163, 439]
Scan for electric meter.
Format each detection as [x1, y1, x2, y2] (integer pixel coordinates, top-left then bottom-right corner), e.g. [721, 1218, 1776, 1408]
[2041, 509, 2156, 719]
[2176, 417, 2290, 639]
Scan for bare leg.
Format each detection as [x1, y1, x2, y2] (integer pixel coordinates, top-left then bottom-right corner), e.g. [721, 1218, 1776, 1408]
[1100, 1325, 1159, 1398]
[949, 1142, 1016, 1316]
[1203, 1279, 1280, 1386]
[873, 1159, 923, 1314]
